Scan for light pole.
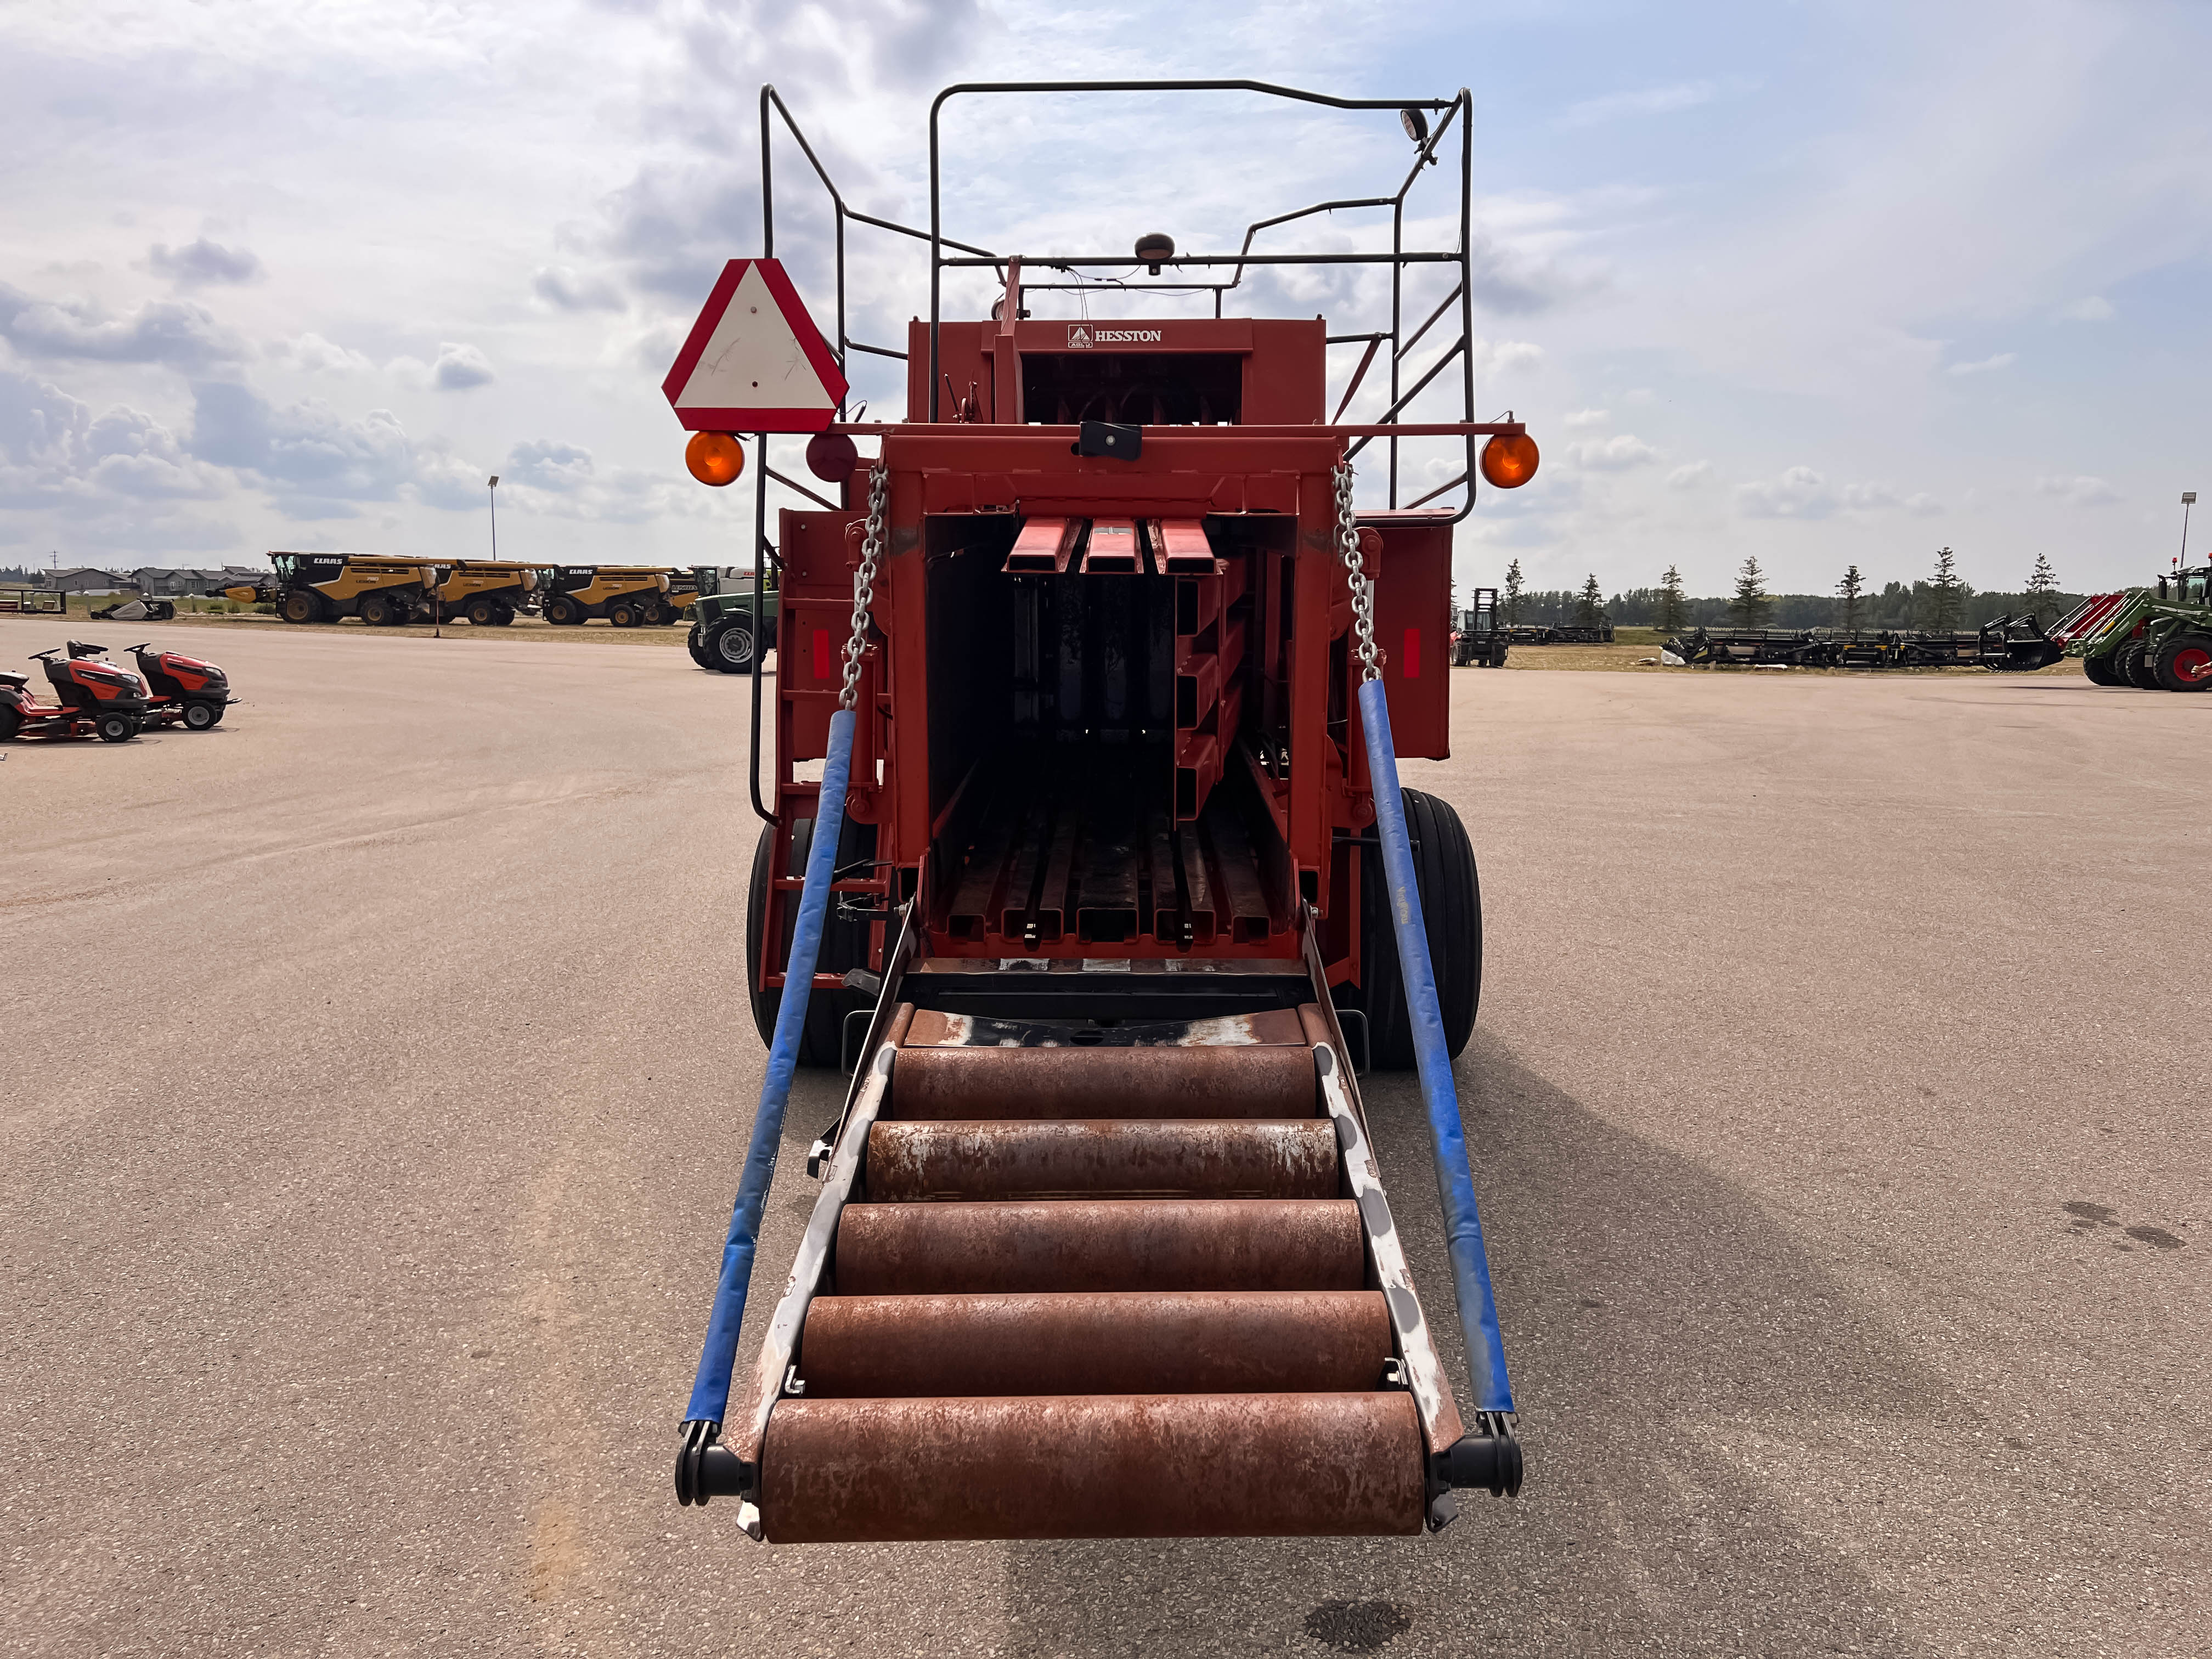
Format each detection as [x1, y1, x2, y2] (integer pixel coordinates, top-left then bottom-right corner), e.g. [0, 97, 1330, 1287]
[2182, 491, 2197, 572]
[488, 475, 500, 559]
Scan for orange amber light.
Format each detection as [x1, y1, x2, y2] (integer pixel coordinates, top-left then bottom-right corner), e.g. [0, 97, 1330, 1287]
[1479, 431, 1539, 489]
[685, 430, 745, 487]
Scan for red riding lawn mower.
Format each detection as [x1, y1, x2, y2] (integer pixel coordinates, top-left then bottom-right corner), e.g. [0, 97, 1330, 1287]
[2, 642, 154, 742]
[127, 642, 236, 729]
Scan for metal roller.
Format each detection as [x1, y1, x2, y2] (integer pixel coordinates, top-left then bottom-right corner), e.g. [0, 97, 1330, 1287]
[864, 1118, 1339, 1200]
[889, 1043, 1317, 1121]
[759, 1392, 1426, 1542]
[799, 1290, 1393, 1396]
[833, 1199, 1364, 1294]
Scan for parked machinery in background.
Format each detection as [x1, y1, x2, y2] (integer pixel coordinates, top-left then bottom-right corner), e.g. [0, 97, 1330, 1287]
[1453, 588, 1507, 667]
[236, 554, 434, 625]
[1501, 619, 1612, 646]
[538, 565, 692, 627]
[1666, 613, 2068, 672]
[0, 588, 67, 616]
[688, 566, 782, 672]
[2051, 563, 2212, 690]
[421, 560, 539, 625]
[89, 595, 177, 623]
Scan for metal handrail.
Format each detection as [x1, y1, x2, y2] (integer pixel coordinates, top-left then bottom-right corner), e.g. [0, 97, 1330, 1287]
[924, 79, 1480, 517]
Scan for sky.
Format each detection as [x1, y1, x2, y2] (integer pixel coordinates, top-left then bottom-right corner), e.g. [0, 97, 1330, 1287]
[3, 0, 2209, 600]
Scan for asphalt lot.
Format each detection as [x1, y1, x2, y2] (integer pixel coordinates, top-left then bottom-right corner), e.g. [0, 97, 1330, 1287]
[3, 617, 2205, 1657]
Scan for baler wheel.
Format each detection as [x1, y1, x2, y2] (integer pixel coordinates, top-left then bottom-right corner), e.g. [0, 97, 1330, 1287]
[2123, 645, 2160, 690]
[2151, 634, 2212, 692]
[1354, 788, 1481, 1071]
[747, 814, 876, 1066]
[2081, 652, 2123, 687]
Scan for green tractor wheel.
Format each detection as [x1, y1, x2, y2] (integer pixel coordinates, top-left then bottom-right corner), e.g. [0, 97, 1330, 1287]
[2081, 652, 2124, 687]
[2122, 645, 2160, 690]
[2151, 633, 2212, 691]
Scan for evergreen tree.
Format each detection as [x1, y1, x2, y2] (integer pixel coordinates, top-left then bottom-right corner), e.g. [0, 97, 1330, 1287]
[1731, 555, 1770, 628]
[2024, 550, 2058, 618]
[1576, 573, 1602, 627]
[1927, 546, 1963, 629]
[1503, 558, 1523, 624]
[1657, 565, 1687, 634]
[1837, 563, 1865, 635]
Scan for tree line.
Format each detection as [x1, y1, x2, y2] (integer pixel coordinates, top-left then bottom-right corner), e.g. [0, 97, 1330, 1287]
[1496, 549, 2086, 634]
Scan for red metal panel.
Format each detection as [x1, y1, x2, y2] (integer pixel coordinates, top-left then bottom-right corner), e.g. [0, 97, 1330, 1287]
[1365, 516, 1451, 760]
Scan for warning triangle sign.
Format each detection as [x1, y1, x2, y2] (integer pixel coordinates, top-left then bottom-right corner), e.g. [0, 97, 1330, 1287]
[662, 258, 849, 433]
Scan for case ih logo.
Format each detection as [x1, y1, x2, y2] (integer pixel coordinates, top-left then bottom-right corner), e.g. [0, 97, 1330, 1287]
[1065, 325, 1164, 348]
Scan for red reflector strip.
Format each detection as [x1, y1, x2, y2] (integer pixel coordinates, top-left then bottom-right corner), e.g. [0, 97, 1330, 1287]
[812, 629, 832, 680]
[1403, 627, 1420, 678]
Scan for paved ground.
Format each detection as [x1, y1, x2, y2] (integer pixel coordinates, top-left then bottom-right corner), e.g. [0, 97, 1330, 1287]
[2, 617, 2204, 1657]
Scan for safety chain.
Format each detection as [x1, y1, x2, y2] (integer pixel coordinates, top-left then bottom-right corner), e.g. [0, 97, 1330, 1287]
[838, 462, 888, 711]
[1335, 462, 1380, 683]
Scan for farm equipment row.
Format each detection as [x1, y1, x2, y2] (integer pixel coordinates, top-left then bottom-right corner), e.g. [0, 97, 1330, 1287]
[662, 78, 1531, 1548]
[1664, 614, 2066, 671]
[1502, 621, 1613, 645]
[2050, 562, 2212, 690]
[227, 556, 699, 628]
[1, 640, 236, 741]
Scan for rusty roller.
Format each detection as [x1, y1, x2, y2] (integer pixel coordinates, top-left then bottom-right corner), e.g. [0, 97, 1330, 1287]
[800, 1289, 1393, 1397]
[889, 1044, 1317, 1121]
[833, 1199, 1364, 1294]
[865, 1118, 1339, 1200]
[759, 1392, 1426, 1541]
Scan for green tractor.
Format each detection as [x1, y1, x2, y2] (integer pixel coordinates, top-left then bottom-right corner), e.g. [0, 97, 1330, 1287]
[2052, 562, 2212, 691]
[686, 566, 780, 673]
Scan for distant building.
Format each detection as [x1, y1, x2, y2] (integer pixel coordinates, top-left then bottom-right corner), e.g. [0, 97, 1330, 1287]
[42, 568, 133, 595]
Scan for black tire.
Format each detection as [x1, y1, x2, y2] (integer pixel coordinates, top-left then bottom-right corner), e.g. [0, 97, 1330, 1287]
[2149, 633, 2212, 692]
[640, 600, 669, 627]
[0, 703, 20, 741]
[544, 596, 582, 625]
[2081, 652, 2122, 687]
[686, 624, 715, 670]
[466, 597, 498, 627]
[1350, 789, 1481, 1071]
[491, 602, 516, 626]
[2123, 644, 2160, 690]
[711, 618, 755, 673]
[96, 712, 137, 743]
[359, 592, 396, 627]
[206, 703, 227, 726]
[280, 589, 321, 624]
[746, 814, 876, 1068]
[608, 603, 639, 628]
[182, 700, 218, 731]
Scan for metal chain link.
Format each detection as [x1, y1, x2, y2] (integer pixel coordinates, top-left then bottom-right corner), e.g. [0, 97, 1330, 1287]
[1335, 462, 1380, 683]
[838, 462, 888, 712]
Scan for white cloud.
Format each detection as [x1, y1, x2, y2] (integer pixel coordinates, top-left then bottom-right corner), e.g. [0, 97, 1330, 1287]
[1568, 434, 1657, 471]
[146, 237, 263, 288]
[1562, 408, 1610, 430]
[1666, 461, 1711, 489]
[2035, 473, 2120, 507]
[2053, 296, 2114, 322]
[1737, 466, 1836, 519]
[0, 369, 227, 514]
[267, 333, 375, 375]
[1946, 352, 2017, 377]
[1562, 80, 1722, 128]
[533, 266, 625, 312]
[1839, 481, 1943, 516]
[431, 343, 494, 391]
[0, 283, 246, 367]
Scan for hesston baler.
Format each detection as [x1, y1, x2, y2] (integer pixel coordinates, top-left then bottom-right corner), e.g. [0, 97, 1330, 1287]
[664, 80, 1540, 1545]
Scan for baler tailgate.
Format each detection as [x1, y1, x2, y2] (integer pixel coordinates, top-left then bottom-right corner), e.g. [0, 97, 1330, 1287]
[724, 982, 1474, 1542]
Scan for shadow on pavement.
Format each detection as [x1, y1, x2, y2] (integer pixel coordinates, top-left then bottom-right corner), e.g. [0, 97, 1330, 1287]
[995, 1033, 1946, 1658]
